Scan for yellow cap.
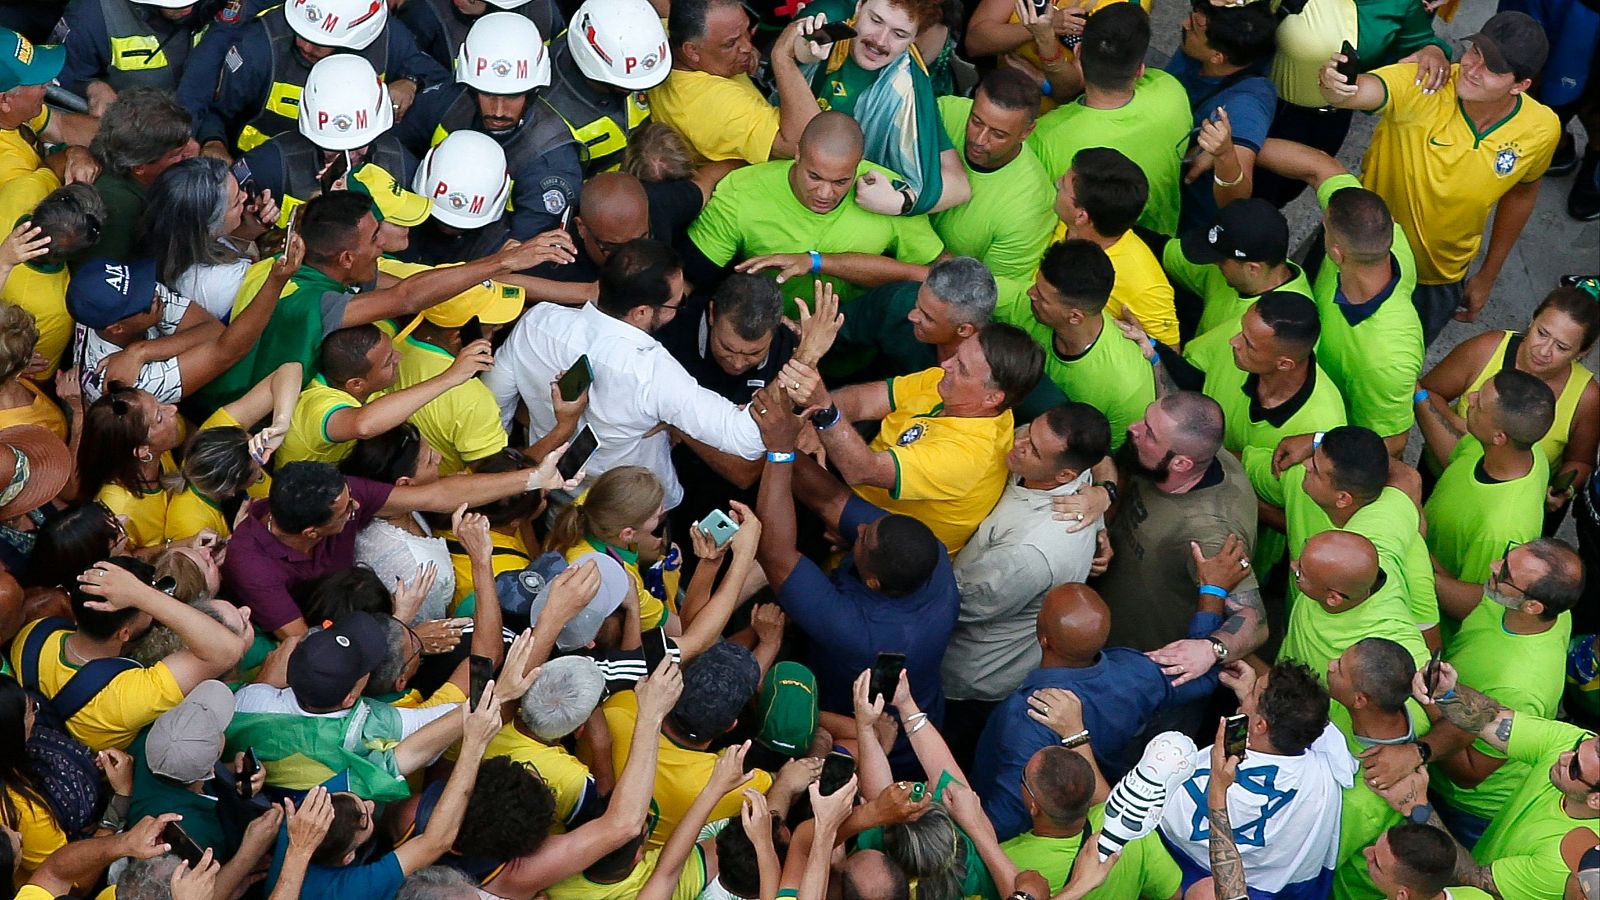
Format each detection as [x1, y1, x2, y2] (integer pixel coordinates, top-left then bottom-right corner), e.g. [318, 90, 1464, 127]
[380, 259, 526, 341]
[349, 162, 431, 227]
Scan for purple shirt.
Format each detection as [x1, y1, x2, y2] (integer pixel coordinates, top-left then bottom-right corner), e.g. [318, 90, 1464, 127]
[222, 476, 393, 632]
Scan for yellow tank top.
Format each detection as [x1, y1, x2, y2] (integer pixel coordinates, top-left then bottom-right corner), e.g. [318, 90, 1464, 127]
[1455, 330, 1593, 473]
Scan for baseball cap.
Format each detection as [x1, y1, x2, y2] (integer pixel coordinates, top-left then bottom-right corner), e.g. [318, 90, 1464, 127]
[519, 655, 606, 741]
[145, 680, 236, 782]
[1561, 827, 1600, 899]
[286, 612, 387, 709]
[0, 30, 64, 93]
[755, 661, 818, 758]
[1465, 11, 1549, 82]
[349, 162, 431, 227]
[0, 425, 71, 520]
[66, 258, 159, 329]
[495, 552, 628, 651]
[1180, 198, 1289, 265]
[671, 640, 760, 743]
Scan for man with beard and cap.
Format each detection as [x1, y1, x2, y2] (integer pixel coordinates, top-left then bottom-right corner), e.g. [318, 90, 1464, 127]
[1092, 392, 1266, 693]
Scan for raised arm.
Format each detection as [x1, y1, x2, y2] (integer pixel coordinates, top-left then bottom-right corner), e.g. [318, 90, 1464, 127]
[220, 360, 303, 433]
[177, 236, 302, 391]
[1317, 52, 1388, 111]
[752, 392, 806, 590]
[1413, 660, 1516, 753]
[1206, 719, 1249, 900]
[674, 503, 761, 661]
[394, 695, 503, 872]
[26, 814, 176, 896]
[638, 743, 753, 900]
[341, 238, 575, 327]
[325, 341, 492, 442]
[782, 361, 896, 489]
[77, 562, 245, 690]
[383, 445, 571, 516]
[1254, 137, 1348, 189]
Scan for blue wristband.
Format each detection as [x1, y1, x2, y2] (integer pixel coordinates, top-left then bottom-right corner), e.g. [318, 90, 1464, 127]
[766, 450, 796, 463]
[1439, 688, 1455, 701]
[1040, 78, 1053, 97]
[808, 250, 822, 274]
[1198, 584, 1229, 598]
[1414, 388, 1429, 404]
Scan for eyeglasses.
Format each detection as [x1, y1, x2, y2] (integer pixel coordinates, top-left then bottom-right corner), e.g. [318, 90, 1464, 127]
[1489, 540, 1546, 603]
[1571, 737, 1600, 792]
[153, 575, 179, 597]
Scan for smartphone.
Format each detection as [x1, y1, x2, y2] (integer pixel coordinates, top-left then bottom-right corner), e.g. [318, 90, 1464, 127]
[320, 149, 352, 194]
[560, 205, 573, 231]
[1553, 468, 1579, 494]
[468, 653, 494, 711]
[1223, 714, 1249, 758]
[815, 20, 857, 42]
[869, 651, 907, 704]
[557, 355, 593, 402]
[820, 750, 855, 794]
[699, 509, 741, 549]
[238, 747, 261, 800]
[161, 821, 205, 867]
[229, 157, 260, 198]
[1424, 646, 1444, 702]
[1335, 40, 1360, 84]
[556, 424, 600, 482]
[284, 204, 302, 249]
[642, 627, 670, 673]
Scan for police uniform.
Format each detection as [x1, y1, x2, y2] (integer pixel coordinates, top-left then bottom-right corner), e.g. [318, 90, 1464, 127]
[240, 131, 418, 224]
[177, 3, 448, 154]
[395, 0, 563, 69]
[542, 38, 653, 175]
[57, 0, 211, 94]
[398, 81, 581, 238]
[400, 216, 512, 266]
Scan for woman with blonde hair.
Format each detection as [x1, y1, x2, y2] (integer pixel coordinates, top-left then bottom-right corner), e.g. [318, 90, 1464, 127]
[0, 304, 65, 440]
[546, 466, 679, 632]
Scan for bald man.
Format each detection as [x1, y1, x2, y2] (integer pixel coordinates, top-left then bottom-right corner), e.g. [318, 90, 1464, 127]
[972, 581, 1226, 841]
[684, 111, 944, 316]
[1277, 530, 1430, 693]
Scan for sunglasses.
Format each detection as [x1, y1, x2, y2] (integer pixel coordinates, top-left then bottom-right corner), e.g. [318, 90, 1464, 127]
[1572, 737, 1600, 792]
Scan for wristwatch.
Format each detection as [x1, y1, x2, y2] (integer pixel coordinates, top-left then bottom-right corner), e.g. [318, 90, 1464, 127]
[811, 404, 841, 431]
[1208, 636, 1230, 664]
[1414, 740, 1432, 765]
[1407, 803, 1434, 824]
[1094, 480, 1119, 506]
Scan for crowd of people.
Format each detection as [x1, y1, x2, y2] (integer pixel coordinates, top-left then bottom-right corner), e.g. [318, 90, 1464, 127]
[0, 0, 1594, 897]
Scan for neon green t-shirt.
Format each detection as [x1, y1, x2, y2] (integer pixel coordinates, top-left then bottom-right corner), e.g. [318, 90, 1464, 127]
[931, 96, 1056, 280]
[1332, 714, 1431, 900]
[687, 159, 944, 312]
[1472, 715, 1599, 900]
[1026, 69, 1192, 235]
[1000, 805, 1182, 897]
[1310, 174, 1424, 440]
[1423, 436, 1549, 584]
[1162, 241, 1314, 340]
[993, 279, 1155, 450]
[1433, 599, 1572, 821]
[1278, 567, 1429, 686]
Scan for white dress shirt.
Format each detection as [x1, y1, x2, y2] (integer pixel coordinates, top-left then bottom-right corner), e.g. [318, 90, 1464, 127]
[483, 302, 765, 508]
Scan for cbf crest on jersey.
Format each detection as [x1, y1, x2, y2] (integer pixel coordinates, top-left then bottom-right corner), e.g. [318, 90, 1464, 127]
[1495, 146, 1520, 176]
[897, 423, 926, 446]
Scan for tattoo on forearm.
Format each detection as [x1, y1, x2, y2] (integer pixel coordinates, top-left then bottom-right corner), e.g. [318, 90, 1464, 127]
[1420, 399, 1465, 439]
[1154, 362, 1180, 398]
[1436, 686, 1510, 743]
[1217, 589, 1264, 645]
[1208, 803, 1248, 900]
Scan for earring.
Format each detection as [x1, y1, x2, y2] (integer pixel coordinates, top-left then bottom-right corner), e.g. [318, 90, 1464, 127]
[137, 450, 154, 463]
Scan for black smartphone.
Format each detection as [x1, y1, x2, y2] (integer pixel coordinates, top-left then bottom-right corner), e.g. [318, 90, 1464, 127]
[815, 21, 857, 42]
[229, 157, 260, 198]
[556, 424, 600, 482]
[557, 355, 593, 402]
[161, 821, 205, 867]
[237, 747, 260, 799]
[468, 653, 494, 710]
[1223, 714, 1249, 758]
[1424, 646, 1444, 702]
[1553, 468, 1579, 494]
[820, 750, 855, 794]
[319, 149, 352, 194]
[869, 651, 906, 704]
[1335, 40, 1360, 84]
[642, 628, 671, 673]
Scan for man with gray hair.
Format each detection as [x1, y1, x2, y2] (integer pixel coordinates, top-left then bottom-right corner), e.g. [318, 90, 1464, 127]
[397, 866, 480, 900]
[479, 655, 608, 830]
[83, 86, 198, 266]
[837, 257, 1067, 419]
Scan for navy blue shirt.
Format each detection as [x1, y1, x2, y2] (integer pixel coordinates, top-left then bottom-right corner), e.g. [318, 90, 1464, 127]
[971, 615, 1222, 842]
[1165, 52, 1277, 231]
[775, 496, 959, 732]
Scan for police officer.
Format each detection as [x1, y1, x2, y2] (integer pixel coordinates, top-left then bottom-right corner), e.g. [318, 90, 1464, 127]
[177, 0, 448, 158]
[58, 0, 213, 112]
[394, 0, 564, 70]
[404, 129, 515, 264]
[241, 54, 418, 225]
[545, 0, 670, 175]
[399, 13, 580, 239]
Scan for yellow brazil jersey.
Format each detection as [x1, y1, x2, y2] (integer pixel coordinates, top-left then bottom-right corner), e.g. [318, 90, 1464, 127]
[446, 528, 532, 614]
[163, 408, 272, 543]
[6, 785, 65, 883]
[8, 619, 187, 751]
[563, 540, 673, 632]
[853, 367, 1014, 555]
[97, 450, 176, 548]
[395, 336, 508, 476]
[544, 847, 708, 900]
[0, 168, 67, 378]
[0, 108, 52, 187]
[601, 689, 773, 851]
[278, 376, 363, 466]
[1361, 64, 1559, 285]
[1049, 221, 1181, 348]
[485, 720, 593, 828]
[646, 69, 781, 166]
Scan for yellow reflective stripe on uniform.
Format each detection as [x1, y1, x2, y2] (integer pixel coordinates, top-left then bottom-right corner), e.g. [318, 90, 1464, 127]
[109, 34, 168, 71]
[430, 123, 449, 149]
[560, 92, 649, 170]
[238, 82, 305, 152]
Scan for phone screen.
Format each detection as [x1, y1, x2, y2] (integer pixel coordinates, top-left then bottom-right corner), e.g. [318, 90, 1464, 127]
[820, 751, 855, 794]
[642, 628, 671, 673]
[1223, 714, 1249, 758]
[557, 355, 593, 402]
[468, 654, 494, 710]
[229, 157, 260, 197]
[556, 425, 599, 482]
[320, 150, 352, 193]
[162, 821, 205, 866]
[869, 652, 906, 704]
[238, 747, 261, 799]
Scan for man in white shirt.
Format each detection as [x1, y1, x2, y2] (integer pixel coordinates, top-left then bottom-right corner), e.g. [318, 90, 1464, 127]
[941, 401, 1110, 759]
[485, 239, 764, 508]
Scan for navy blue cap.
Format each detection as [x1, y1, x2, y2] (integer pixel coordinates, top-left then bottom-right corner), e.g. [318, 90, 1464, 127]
[66, 258, 159, 329]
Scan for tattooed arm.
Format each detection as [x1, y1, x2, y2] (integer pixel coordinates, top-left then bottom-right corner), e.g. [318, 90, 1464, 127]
[1372, 768, 1501, 897]
[1415, 390, 1467, 470]
[1216, 587, 1267, 659]
[1412, 660, 1515, 753]
[1206, 720, 1249, 900]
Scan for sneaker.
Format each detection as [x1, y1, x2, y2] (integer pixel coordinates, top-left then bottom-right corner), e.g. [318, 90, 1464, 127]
[1570, 153, 1600, 221]
[1549, 131, 1579, 178]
